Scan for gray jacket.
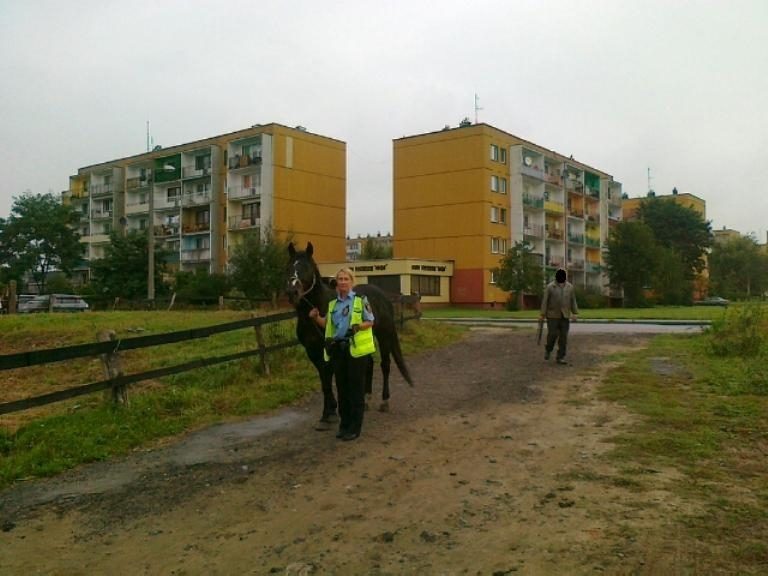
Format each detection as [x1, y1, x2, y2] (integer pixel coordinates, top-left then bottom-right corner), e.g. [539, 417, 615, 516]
[540, 281, 579, 319]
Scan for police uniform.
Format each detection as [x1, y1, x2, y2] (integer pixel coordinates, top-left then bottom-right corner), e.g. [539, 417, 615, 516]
[324, 290, 375, 440]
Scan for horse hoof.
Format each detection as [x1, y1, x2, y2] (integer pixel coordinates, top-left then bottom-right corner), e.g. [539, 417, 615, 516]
[379, 401, 390, 413]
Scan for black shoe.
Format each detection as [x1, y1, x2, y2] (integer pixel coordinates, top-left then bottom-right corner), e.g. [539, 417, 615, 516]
[341, 432, 359, 441]
[336, 429, 349, 439]
[544, 350, 551, 360]
[556, 358, 567, 365]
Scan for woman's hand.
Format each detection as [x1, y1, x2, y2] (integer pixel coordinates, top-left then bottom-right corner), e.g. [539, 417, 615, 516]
[309, 307, 319, 319]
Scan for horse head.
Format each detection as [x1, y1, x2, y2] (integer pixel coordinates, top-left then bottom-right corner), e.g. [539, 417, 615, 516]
[286, 241, 320, 306]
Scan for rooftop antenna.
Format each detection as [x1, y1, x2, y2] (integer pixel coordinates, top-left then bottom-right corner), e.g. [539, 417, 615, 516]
[647, 166, 654, 195]
[146, 121, 151, 152]
[474, 93, 483, 124]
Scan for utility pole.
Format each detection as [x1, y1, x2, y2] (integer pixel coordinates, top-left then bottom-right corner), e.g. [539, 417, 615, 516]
[474, 93, 483, 124]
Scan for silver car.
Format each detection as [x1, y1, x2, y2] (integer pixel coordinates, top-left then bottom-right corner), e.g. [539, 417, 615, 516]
[18, 294, 90, 313]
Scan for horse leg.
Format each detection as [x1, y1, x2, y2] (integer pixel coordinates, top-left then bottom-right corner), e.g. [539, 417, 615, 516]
[378, 341, 392, 413]
[310, 348, 337, 427]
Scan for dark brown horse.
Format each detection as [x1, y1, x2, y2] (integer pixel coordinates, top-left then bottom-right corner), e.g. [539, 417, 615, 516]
[286, 242, 413, 423]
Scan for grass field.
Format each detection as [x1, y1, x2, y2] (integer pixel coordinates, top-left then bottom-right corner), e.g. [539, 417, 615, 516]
[596, 304, 768, 573]
[0, 310, 465, 488]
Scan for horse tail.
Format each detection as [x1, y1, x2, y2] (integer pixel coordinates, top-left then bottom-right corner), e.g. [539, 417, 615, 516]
[390, 329, 414, 387]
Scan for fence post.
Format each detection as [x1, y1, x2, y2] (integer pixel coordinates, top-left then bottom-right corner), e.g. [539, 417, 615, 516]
[98, 329, 128, 406]
[219, 295, 224, 311]
[48, 294, 55, 313]
[167, 292, 176, 311]
[9, 280, 17, 314]
[252, 316, 270, 377]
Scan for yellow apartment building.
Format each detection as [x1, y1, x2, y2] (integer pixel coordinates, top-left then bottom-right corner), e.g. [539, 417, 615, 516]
[64, 123, 346, 283]
[622, 190, 706, 222]
[622, 190, 708, 298]
[393, 123, 622, 306]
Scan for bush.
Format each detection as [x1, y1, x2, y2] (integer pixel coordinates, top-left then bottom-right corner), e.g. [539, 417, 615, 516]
[575, 286, 609, 309]
[708, 303, 767, 357]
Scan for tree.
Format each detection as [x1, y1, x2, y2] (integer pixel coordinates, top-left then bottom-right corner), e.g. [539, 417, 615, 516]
[709, 236, 768, 300]
[495, 241, 545, 309]
[0, 193, 83, 293]
[361, 236, 392, 260]
[173, 269, 230, 304]
[229, 229, 291, 305]
[604, 221, 660, 307]
[89, 231, 168, 299]
[636, 198, 712, 279]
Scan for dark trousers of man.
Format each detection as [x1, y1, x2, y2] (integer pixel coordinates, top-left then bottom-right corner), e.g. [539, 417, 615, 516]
[545, 317, 571, 360]
[330, 345, 368, 436]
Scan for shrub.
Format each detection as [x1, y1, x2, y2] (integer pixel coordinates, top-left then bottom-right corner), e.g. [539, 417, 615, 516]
[708, 303, 767, 357]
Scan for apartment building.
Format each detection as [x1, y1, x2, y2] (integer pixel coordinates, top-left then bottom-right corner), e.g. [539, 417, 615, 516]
[622, 189, 706, 222]
[393, 123, 622, 306]
[64, 123, 346, 283]
[346, 233, 393, 261]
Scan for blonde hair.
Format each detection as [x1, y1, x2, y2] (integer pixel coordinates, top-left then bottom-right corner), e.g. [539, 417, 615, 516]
[335, 267, 355, 284]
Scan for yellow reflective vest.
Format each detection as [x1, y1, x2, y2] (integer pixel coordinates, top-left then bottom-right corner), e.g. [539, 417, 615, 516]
[324, 295, 376, 361]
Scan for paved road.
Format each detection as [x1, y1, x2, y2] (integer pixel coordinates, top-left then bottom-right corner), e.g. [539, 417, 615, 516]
[429, 318, 708, 334]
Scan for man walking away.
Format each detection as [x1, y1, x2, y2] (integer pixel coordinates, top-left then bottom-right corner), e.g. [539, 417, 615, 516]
[540, 268, 578, 365]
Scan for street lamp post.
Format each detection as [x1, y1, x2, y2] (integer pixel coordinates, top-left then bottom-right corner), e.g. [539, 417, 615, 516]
[148, 172, 155, 302]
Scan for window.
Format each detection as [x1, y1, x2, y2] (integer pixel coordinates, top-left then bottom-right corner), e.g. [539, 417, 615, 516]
[500, 177, 507, 194]
[490, 144, 499, 161]
[167, 187, 180, 201]
[139, 218, 147, 230]
[195, 155, 211, 170]
[412, 274, 440, 296]
[500, 148, 507, 164]
[491, 237, 500, 254]
[196, 210, 210, 225]
[500, 208, 507, 224]
[490, 206, 499, 223]
[243, 202, 260, 221]
[500, 238, 507, 253]
[489, 270, 497, 284]
[491, 175, 499, 192]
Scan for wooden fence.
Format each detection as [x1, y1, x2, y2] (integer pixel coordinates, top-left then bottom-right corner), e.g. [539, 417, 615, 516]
[0, 297, 422, 417]
[0, 311, 297, 416]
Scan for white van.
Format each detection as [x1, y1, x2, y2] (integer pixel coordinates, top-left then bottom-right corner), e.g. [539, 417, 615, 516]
[18, 294, 90, 313]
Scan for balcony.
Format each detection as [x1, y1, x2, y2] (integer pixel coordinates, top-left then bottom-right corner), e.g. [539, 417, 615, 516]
[546, 257, 564, 268]
[521, 164, 545, 181]
[181, 248, 211, 263]
[568, 233, 584, 244]
[523, 224, 544, 238]
[545, 173, 561, 185]
[585, 236, 601, 248]
[91, 209, 113, 220]
[90, 184, 114, 197]
[182, 222, 210, 235]
[154, 225, 180, 238]
[126, 200, 149, 215]
[545, 228, 564, 240]
[585, 186, 600, 199]
[182, 191, 211, 207]
[228, 154, 262, 171]
[568, 208, 584, 218]
[155, 197, 182, 211]
[182, 166, 211, 179]
[229, 215, 260, 230]
[568, 259, 585, 271]
[228, 186, 261, 201]
[586, 262, 602, 274]
[126, 177, 151, 190]
[584, 213, 600, 223]
[544, 200, 564, 214]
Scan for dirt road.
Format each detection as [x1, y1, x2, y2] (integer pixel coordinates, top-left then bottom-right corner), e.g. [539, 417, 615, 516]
[1, 328, 687, 575]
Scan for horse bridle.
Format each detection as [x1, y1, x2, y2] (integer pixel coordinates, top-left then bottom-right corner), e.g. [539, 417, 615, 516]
[289, 260, 319, 309]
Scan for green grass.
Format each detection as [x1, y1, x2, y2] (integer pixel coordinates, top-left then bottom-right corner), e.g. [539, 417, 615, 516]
[598, 330, 768, 572]
[422, 305, 737, 321]
[0, 313, 465, 489]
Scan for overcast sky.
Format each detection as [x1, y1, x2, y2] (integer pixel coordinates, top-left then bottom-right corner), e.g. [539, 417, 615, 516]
[1, 0, 766, 241]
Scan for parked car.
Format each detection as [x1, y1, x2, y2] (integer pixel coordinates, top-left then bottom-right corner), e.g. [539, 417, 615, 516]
[694, 296, 730, 307]
[18, 294, 90, 313]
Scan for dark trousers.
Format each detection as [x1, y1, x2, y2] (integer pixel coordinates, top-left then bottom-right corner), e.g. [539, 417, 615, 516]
[546, 317, 570, 359]
[330, 348, 368, 435]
